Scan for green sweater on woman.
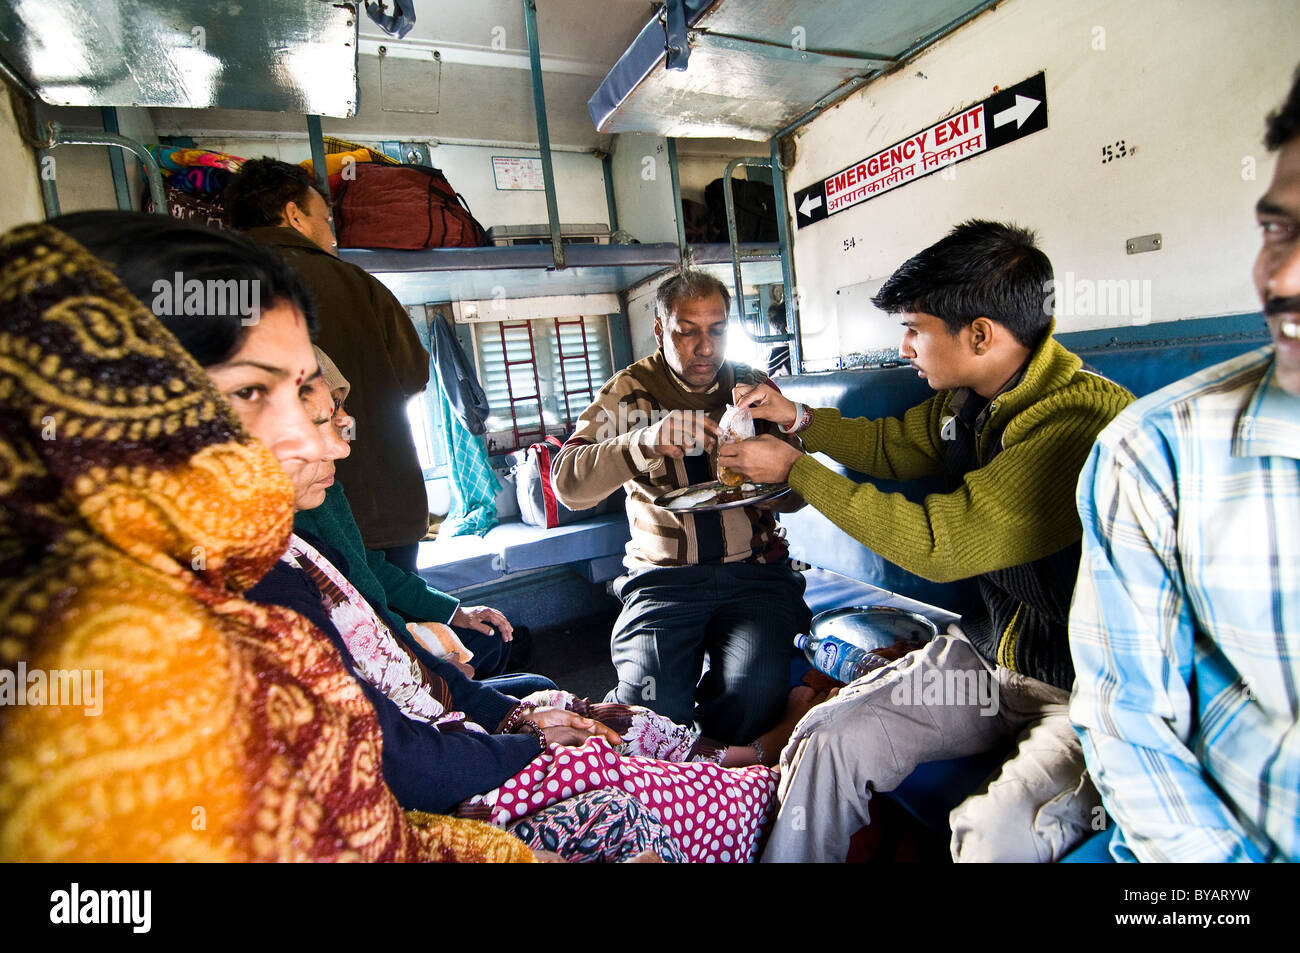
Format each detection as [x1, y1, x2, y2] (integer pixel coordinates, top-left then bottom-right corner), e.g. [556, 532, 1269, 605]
[294, 481, 458, 627]
[786, 331, 1133, 688]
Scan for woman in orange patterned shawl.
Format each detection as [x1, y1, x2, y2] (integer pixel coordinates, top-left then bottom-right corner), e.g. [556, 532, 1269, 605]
[0, 221, 535, 862]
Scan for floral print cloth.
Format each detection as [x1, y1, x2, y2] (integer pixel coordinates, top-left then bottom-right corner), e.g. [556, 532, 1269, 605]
[507, 788, 688, 863]
[519, 689, 725, 763]
[284, 535, 476, 732]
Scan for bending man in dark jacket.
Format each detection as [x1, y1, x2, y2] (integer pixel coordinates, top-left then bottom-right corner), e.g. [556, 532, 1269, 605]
[223, 157, 431, 571]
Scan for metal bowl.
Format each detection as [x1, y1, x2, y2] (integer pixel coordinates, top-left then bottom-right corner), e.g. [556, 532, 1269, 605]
[809, 605, 940, 654]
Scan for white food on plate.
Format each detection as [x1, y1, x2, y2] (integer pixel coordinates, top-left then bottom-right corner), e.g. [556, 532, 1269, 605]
[666, 488, 717, 509]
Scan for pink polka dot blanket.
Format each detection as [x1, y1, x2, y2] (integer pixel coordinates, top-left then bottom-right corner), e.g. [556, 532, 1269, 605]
[460, 690, 777, 862]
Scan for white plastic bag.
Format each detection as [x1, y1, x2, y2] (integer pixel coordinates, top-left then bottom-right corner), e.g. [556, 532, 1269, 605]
[715, 403, 755, 486]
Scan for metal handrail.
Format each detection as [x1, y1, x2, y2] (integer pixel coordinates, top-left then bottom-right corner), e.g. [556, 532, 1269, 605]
[0, 50, 40, 101]
[722, 156, 793, 346]
[523, 0, 564, 269]
[44, 121, 168, 216]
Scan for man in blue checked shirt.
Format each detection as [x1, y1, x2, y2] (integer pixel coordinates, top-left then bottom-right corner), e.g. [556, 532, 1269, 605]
[1069, 66, 1300, 863]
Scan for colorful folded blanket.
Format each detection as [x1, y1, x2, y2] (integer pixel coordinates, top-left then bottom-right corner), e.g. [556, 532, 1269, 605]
[150, 144, 245, 173]
[145, 145, 246, 198]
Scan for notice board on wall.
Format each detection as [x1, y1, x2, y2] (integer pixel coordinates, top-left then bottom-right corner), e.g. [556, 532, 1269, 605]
[492, 156, 545, 190]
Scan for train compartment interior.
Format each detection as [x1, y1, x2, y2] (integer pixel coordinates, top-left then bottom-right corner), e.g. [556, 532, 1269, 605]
[0, 0, 1296, 864]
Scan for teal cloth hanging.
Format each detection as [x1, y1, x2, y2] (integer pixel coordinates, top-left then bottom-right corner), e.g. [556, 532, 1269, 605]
[433, 364, 499, 536]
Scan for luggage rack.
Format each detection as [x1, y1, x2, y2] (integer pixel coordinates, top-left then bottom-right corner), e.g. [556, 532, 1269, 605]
[338, 241, 783, 305]
[4, 0, 830, 369]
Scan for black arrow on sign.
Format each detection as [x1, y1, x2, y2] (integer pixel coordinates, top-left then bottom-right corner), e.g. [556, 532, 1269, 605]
[794, 181, 828, 227]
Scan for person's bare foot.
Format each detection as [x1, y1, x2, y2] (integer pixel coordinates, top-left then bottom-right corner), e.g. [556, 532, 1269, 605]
[719, 686, 836, 768]
[752, 686, 830, 765]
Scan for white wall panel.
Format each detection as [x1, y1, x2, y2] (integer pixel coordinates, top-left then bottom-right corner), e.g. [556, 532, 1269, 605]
[783, 0, 1300, 365]
[0, 94, 45, 230]
[609, 132, 677, 244]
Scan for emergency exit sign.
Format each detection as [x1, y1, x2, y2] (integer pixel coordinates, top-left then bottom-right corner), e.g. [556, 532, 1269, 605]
[794, 72, 1048, 228]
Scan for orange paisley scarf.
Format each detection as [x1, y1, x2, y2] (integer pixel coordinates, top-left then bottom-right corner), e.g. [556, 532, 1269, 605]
[0, 223, 532, 863]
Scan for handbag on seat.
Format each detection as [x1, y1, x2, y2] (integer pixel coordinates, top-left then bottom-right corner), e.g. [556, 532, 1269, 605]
[511, 436, 615, 528]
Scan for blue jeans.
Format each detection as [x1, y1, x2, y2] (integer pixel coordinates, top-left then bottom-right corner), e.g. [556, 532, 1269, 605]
[456, 624, 511, 679]
[483, 672, 557, 698]
[606, 561, 810, 744]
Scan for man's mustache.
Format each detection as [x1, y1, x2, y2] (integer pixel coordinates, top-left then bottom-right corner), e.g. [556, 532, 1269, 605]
[1265, 295, 1300, 316]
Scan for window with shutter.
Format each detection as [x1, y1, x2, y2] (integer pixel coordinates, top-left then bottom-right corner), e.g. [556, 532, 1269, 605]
[549, 316, 612, 428]
[473, 315, 612, 453]
[723, 317, 769, 372]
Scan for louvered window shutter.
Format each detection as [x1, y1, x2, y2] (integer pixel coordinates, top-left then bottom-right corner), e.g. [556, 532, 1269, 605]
[549, 316, 612, 427]
[473, 315, 612, 452]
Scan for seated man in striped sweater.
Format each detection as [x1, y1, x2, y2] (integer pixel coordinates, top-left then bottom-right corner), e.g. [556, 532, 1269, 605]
[552, 271, 812, 751]
[720, 220, 1134, 862]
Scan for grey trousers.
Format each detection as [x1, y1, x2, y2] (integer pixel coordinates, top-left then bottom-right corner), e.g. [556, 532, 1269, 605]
[761, 629, 1099, 863]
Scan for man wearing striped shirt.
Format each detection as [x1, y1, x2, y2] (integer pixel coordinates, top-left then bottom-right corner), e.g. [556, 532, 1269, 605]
[552, 271, 811, 748]
[1068, 68, 1300, 862]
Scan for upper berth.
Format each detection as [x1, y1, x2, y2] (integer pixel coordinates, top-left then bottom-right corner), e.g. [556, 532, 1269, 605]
[588, 0, 1001, 140]
[340, 241, 783, 304]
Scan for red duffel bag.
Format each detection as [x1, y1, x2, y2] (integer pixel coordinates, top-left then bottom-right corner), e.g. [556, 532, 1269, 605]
[333, 163, 487, 249]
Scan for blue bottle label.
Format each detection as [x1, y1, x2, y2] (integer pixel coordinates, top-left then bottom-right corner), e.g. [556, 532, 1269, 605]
[814, 640, 840, 674]
[815, 634, 868, 682]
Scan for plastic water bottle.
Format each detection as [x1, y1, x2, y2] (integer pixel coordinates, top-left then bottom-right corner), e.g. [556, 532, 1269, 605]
[794, 631, 889, 684]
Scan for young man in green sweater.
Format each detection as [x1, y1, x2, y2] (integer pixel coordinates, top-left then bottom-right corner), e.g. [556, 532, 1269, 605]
[719, 220, 1134, 862]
